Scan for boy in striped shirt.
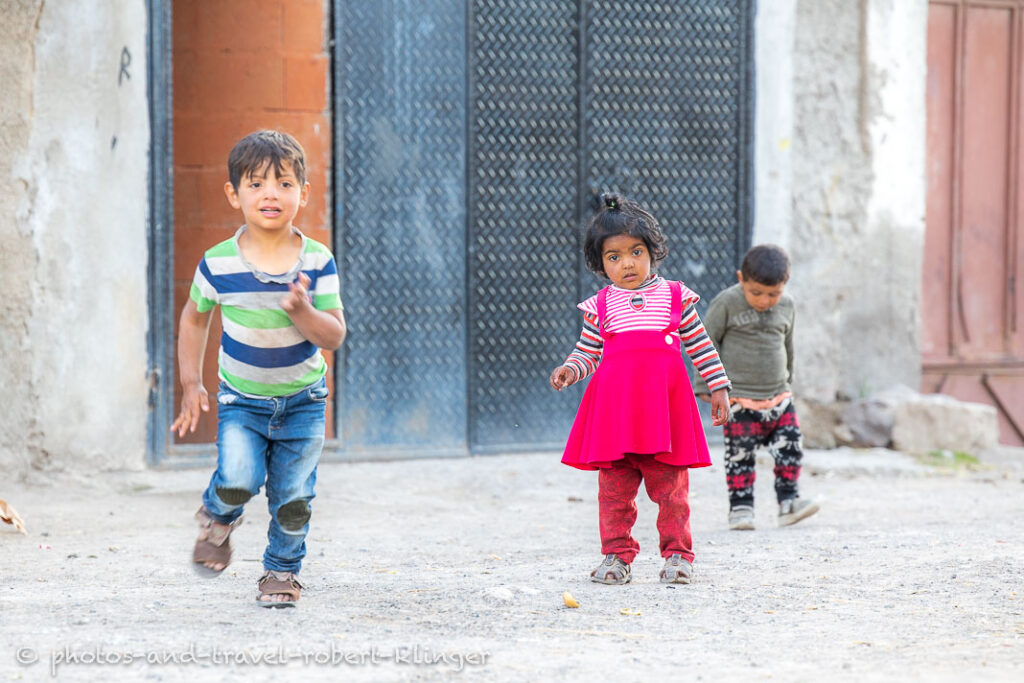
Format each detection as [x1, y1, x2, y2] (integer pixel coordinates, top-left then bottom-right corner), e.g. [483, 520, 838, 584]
[172, 130, 346, 607]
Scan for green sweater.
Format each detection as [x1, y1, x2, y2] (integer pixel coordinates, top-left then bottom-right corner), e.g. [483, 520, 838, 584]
[694, 283, 795, 399]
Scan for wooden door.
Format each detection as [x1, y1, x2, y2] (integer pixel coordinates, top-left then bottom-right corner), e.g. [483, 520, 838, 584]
[925, 0, 1024, 445]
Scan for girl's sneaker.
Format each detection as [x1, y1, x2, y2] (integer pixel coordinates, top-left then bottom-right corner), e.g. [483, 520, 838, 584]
[778, 497, 820, 526]
[660, 554, 693, 584]
[590, 554, 631, 584]
[728, 505, 755, 530]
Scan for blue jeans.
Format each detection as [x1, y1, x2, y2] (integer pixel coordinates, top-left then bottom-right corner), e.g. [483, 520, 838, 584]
[202, 378, 327, 573]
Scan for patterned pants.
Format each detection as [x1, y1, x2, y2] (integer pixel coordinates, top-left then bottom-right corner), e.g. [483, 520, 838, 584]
[723, 399, 803, 509]
[597, 454, 692, 565]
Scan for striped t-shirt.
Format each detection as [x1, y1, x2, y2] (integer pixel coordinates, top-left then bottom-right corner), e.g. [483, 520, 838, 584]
[563, 276, 731, 393]
[189, 227, 343, 397]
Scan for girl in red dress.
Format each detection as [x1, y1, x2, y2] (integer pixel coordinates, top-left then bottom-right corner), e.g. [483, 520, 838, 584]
[550, 194, 731, 585]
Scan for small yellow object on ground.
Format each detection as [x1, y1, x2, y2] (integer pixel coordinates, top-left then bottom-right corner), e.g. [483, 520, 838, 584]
[562, 591, 580, 608]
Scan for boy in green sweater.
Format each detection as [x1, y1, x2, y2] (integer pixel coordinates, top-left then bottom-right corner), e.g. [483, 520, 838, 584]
[695, 244, 819, 530]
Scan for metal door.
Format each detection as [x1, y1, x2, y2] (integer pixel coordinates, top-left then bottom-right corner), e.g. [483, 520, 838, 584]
[925, 1, 1024, 445]
[334, 1, 753, 455]
[334, 1, 469, 456]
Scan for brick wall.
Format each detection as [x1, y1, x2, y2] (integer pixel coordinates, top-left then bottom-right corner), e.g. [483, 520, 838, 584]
[172, 0, 333, 443]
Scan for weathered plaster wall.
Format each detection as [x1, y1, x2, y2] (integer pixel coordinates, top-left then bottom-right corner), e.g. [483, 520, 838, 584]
[0, 1, 44, 477]
[755, 0, 927, 403]
[1, 1, 150, 477]
[861, 0, 928, 393]
[754, 0, 796, 249]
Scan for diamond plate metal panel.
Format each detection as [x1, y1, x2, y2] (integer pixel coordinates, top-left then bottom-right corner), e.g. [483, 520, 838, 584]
[583, 0, 753, 312]
[331, 0, 752, 455]
[335, 1, 468, 451]
[468, 0, 584, 450]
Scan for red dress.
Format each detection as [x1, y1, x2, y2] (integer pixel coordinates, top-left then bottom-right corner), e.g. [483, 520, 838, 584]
[561, 280, 713, 471]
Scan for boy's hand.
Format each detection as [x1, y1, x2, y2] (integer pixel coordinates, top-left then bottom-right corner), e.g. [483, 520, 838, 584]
[550, 365, 576, 391]
[170, 383, 209, 438]
[695, 393, 710, 403]
[281, 272, 313, 313]
[710, 388, 730, 427]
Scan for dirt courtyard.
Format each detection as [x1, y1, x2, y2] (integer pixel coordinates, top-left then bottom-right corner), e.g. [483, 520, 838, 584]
[1, 446, 1022, 682]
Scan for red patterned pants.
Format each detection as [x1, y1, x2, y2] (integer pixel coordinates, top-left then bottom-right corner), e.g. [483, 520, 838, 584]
[597, 454, 693, 565]
[723, 399, 803, 508]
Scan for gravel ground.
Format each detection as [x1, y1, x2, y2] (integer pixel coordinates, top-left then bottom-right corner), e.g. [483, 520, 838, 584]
[1, 447, 1022, 682]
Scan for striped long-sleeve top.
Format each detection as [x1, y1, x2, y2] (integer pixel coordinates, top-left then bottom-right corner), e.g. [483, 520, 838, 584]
[563, 276, 731, 393]
[189, 226, 343, 397]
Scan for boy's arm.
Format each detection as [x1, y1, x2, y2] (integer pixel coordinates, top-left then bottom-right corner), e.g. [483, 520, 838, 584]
[281, 272, 347, 350]
[171, 298, 213, 437]
[702, 298, 727, 354]
[785, 305, 795, 383]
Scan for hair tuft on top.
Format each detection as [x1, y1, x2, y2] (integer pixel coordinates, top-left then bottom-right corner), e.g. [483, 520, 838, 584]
[582, 192, 668, 278]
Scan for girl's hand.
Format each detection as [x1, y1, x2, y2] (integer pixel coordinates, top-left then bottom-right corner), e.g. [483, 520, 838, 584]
[281, 272, 313, 313]
[550, 365, 576, 391]
[170, 383, 209, 438]
[710, 388, 730, 427]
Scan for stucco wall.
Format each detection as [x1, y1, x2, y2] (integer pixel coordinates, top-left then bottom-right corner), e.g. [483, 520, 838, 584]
[1, 0, 150, 477]
[0, 1, 42, 477]
[754, 0, 796, 249]
[755, 0, 927, 403]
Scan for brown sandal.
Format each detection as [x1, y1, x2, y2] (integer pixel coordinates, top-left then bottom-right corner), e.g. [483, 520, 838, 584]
[192, 506, 242, 577]
[660, 553, 693, 584]
[256, 570, 303, 608]
[590, 553, 632, 585]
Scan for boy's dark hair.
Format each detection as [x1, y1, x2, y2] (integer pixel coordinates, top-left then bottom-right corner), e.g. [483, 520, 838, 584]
[583, 192, 669, 277]
[227, 130, 307, 190]
[740, 244, 790, 286]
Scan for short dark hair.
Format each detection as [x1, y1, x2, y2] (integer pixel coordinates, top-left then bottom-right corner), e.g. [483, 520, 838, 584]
[582, 193, 668, 277]
[227, 130, 307, 190]
[740, 244, 790, 286]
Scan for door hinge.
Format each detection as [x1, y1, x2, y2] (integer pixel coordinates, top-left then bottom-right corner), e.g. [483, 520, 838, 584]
[147, 368, 161, 407]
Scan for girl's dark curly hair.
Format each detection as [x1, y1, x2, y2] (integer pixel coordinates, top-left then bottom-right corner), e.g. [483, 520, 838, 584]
[582, 192, 669, 277]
